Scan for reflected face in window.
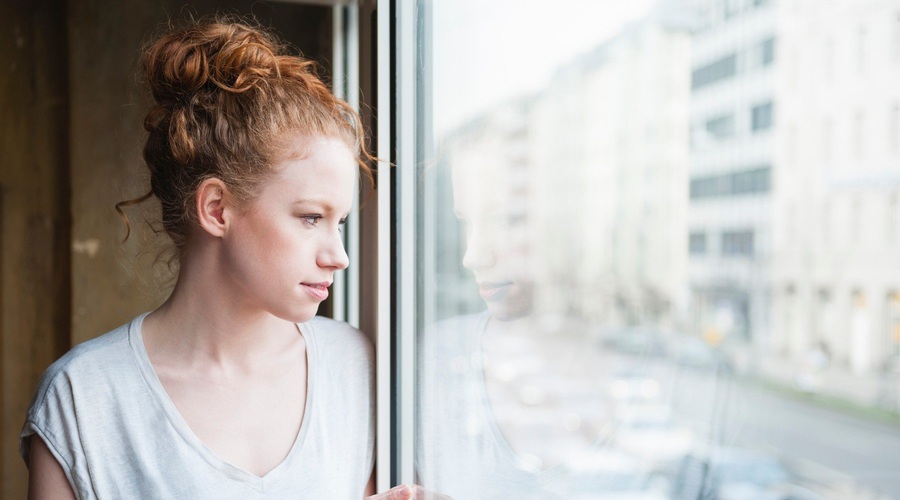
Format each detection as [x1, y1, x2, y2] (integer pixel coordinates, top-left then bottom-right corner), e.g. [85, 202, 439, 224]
[451, 145, 535, 321]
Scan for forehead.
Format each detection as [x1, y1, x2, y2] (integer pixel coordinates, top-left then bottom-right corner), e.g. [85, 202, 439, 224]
[451, 144, 518, 215]
[261, 135, 358, 206]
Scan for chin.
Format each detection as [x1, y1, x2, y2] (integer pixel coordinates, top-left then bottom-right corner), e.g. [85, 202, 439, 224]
[276, 303, 321, 324]
[486, 300, 533, 322]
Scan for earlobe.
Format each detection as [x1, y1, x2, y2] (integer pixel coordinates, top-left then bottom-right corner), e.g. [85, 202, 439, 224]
[196, 178, 228, 238]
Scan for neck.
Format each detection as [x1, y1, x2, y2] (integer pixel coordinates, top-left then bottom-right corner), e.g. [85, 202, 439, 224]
[144, 244, 300, 373]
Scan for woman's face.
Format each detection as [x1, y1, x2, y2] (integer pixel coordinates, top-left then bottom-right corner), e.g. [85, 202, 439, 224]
[452, 146, 535, 321]
[220, 135, 356, 323]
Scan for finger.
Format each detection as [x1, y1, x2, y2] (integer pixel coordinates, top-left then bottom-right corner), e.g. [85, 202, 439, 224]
[364, 484, 410, 500]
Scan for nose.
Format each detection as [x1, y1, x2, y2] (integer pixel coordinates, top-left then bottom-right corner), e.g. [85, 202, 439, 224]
[318, 231, 350, 270]
[462, 223, 495, 272]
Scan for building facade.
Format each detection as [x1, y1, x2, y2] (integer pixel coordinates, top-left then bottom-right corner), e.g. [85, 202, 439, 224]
[687, 0, 778, 351]
[772, 0, 900, 376]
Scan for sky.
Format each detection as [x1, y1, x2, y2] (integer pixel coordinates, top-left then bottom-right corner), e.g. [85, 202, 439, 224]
[431, 0, 660, 132]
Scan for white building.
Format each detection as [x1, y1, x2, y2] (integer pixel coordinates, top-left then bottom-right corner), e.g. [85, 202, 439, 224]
[435, 3, 697, 334]
[527, 7, 696, 327]
[687, 0, 778, 349]
[772, 0, 900, 374]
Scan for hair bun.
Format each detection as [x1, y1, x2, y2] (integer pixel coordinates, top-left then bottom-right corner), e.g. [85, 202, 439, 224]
[143, 22, 281, 105]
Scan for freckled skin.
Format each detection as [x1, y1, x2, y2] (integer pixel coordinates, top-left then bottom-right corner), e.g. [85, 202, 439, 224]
[221, 136, 356, 324]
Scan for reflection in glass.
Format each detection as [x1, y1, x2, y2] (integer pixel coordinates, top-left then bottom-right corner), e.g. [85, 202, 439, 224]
[414, 0, 900, 498]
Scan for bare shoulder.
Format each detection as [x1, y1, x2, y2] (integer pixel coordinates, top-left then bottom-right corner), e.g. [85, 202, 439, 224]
[27, 435, 76, 500]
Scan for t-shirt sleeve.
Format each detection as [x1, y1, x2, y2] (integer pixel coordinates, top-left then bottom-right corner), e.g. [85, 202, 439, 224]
[20, 365, 86, 496]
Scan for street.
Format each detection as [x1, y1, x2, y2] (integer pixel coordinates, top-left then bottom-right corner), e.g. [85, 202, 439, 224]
[665, 364, 900, 498]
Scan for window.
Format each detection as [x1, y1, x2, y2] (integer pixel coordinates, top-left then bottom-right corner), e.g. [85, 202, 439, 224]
[888, 292, 900, 358]
[690, 232, 707, 254]
[723, 0, 741, 19]
[705, 113, 735, 139]
[722, 230, 755, 256]
[751, 101, 774, 131]
[692, 54, 737, 90]
[690, 166, 771, 199]
[760, 37, 775, 66]
[402, 1, 900, 497]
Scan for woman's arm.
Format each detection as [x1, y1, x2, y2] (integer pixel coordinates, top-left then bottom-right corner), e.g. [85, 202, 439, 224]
[365, 470, 376, 496]
[27, 436, 76, 500]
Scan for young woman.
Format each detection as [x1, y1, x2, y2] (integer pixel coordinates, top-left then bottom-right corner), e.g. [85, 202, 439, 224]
[21, 19, 415, 500]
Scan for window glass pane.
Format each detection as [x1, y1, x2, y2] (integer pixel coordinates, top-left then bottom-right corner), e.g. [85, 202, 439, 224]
[413, 1, 900, 498]
[751, 102, 774, 131]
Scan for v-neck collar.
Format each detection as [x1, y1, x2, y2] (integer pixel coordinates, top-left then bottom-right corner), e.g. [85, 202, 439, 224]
[127, 312, 317, 492]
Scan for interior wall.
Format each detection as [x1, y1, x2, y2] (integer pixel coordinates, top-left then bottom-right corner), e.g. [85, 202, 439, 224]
[1, 1, 333, 495]
[0, 1, 71, 497]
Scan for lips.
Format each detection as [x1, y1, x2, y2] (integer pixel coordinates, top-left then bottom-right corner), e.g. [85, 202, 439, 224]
[300, 282, 331, 301]
[478, 281, 513, 302]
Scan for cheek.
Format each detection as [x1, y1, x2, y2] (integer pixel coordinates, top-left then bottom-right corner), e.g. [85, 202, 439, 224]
[231, 219, 298, 272]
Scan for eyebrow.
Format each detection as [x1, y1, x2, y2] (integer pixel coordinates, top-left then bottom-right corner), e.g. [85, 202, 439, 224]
[293, 199, 336, 210]
[293, 199, 352, 217]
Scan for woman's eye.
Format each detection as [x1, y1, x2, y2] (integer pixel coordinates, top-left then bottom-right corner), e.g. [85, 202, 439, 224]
[302, 215, 322, 226]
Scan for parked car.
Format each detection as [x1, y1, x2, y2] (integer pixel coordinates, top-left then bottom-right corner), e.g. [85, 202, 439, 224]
[611, 404, 694, 466]
[599, 327, 669, 358]
[609, 367, 662, 403]
[669, 335, 733, 373]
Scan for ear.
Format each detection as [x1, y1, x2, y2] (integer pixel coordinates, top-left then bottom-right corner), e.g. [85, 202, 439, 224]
[195, 178, 230, 238]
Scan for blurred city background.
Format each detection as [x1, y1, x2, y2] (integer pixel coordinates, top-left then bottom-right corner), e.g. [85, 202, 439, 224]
[416, 0, 900, 498]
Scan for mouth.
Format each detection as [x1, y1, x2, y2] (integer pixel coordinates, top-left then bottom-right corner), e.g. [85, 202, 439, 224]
[478, 281, 513, 302]
[300, 282, 331, 301]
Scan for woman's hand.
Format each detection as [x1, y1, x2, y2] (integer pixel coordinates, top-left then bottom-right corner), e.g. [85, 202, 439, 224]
[365, 484, 452, 500]
[365, 484, 418, 499]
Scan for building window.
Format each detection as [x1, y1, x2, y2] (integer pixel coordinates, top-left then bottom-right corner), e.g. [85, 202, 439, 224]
[690, 232, 707, 254]
[692, 54, 737, 90]
[723, 0, 740, 19]
[752, 101, 774, 131]
[690, 166, 771, 199]
[760, 37, 775, 66]
[888, 291, 900, 359]
[722, 230, 754, 256]
[705, 113, 735, 139]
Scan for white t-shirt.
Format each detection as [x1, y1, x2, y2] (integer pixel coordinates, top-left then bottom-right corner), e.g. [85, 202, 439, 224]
[21, 313, 374, 499]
